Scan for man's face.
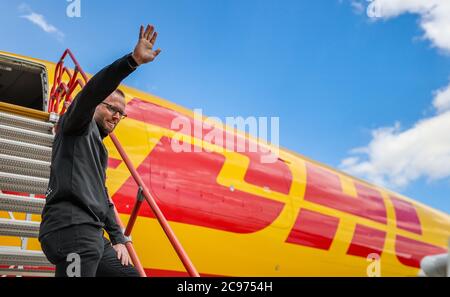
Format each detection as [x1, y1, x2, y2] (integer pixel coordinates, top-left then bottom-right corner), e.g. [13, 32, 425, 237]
[94, 92, 126, 135]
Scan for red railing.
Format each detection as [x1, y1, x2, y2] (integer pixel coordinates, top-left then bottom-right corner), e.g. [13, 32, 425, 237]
[49, 49, 200, 277]
[110, 134, 200, 277]
[49, 49, 88, 114]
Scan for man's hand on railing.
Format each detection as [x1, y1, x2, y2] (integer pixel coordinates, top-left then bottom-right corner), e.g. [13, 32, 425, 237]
[132, 24, 162, 66]
[113, 243, 132, 266]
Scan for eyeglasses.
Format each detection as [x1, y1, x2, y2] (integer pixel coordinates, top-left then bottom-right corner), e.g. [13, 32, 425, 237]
[101, 102, 127, 119]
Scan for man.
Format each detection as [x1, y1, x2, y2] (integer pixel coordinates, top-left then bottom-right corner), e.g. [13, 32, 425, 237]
[39, 25, 161, 277]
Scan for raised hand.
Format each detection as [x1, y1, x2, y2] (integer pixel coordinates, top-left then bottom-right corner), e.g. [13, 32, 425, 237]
[132, 24, 162, 66]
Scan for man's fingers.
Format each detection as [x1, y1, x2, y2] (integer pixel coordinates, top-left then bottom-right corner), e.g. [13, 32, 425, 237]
[116, 248, 122, 260]
[149, 32, 158, 46]
[153, 48, 162, 58]
[143, 25, 150, 39]
[144, 25, 154, 40]
[139, 25, 144, 40]
[135, 24, 161, 63]
[123, 249, 129, 266]
[115, 246, 130, 266]
[147, 26, 155, 41]
[118, 248, 125, 265]
[122, 251, 129, 266]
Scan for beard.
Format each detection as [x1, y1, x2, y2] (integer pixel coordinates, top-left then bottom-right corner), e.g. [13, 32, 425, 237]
[96, 119, 111, 137]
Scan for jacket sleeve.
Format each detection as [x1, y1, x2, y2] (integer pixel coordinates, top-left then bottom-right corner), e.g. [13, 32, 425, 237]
[62, 53, 138, 135]
[104, 198, 127, 245]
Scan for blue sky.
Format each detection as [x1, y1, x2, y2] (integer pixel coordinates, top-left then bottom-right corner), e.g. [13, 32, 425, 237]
[0, 0, 449, 213]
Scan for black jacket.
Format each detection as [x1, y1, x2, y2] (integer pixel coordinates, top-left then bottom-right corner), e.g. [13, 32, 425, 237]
[39, 53, 138, 244]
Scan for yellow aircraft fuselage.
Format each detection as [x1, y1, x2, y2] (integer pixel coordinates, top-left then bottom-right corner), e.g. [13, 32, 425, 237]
[0, 51, 448, 276]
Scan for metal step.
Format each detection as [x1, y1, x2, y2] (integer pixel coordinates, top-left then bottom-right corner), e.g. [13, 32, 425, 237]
[0, 111, 54, 135]
[0, 218, 40, 238]
[0, 138, 51, 162]
[0, 267, 55, 277]
[0, 124, 54, 147]
[0, 247, 51, 267]
[0, 193, 45, 214]
[0, 172, 49, 195]
[0, 154, 50, 178]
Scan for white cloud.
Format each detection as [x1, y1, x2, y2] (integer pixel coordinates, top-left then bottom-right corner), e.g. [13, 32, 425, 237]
[341, 0, 450, 189]
[366, 0, 450, 53]
[19, 3, 64, 41]
[433, 84, 450, 113]
[341, 110, 450, 188]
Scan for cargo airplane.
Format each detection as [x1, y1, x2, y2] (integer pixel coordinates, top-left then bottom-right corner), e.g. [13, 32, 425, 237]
[0, 49, 448, 277]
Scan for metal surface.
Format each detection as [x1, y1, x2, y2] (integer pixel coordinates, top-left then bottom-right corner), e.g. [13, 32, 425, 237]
[0, 193, 45, 214]
[0, 111, 53, 134]
[0, 171, 49, 194]
[0, 247, 52, 267]
[0, 124, 54, 147]
[0, 153, 50, 178]
[0, 267, 55, 277]
[0, 138, 52, 162]
[0, 218, 40, 238]
[420, 253, 448, 277]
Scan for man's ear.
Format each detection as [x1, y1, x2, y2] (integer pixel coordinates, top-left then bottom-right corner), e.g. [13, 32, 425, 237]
[93, 106, 101, 120]
[94, 104, 102, 113]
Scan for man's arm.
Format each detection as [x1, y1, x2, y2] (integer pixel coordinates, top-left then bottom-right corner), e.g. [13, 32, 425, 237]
[104, 199, 127, 245]
[104, 199, 132, 266]
[63, 24, 161, 135]
[62, 54, 138, 135]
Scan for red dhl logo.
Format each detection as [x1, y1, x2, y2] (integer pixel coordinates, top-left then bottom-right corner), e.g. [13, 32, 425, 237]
[109, 98, 446, 269]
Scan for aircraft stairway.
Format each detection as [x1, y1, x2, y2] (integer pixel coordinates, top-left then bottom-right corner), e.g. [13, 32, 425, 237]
[0, 106, 55, 277]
